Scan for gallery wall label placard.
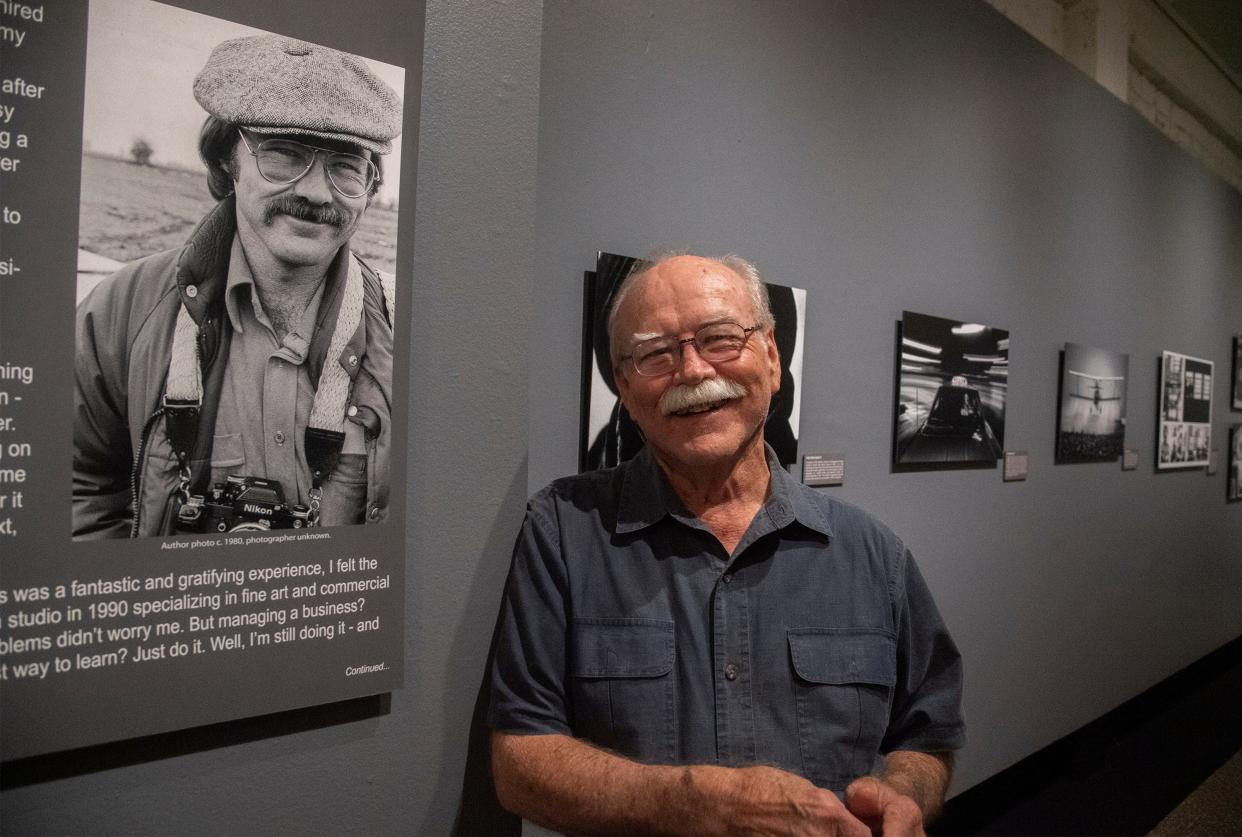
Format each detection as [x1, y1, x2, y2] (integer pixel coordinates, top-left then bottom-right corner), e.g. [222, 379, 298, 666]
[0, 0, 423, 761]
[802, 453, 845, 487]
[1003, 451, 1029, 482]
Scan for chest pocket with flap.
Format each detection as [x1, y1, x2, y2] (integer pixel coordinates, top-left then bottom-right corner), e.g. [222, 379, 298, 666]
[788, 628, 896, 790]
[570, 617, 675, 763]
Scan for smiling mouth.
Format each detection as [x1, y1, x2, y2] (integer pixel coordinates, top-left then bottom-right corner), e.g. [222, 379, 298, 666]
[671, 399, 729, 417]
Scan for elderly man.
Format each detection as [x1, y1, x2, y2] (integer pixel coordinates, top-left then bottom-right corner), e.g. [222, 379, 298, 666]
[489, 254, 964, 835]
[73, 35, 400, 538]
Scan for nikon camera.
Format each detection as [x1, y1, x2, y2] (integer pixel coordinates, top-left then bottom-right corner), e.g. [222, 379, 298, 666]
[176, 475, 312, 533]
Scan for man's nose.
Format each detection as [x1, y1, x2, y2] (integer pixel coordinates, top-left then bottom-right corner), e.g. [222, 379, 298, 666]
[291, 154, 335, 203]
[672, 340, 715, 383]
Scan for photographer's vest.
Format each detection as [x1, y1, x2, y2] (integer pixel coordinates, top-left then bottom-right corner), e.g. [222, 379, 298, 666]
[149, 255, 395, 535]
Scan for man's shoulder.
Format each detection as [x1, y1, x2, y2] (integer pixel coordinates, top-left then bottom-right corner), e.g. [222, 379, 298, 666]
[78, 247, 183, 327]
[526, 462, 629, 524]
[785, 477, 905, 555]
[354, 257, 396, 353]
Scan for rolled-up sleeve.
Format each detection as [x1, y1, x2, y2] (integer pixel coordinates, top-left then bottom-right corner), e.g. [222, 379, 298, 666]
[882, 549, 966, 754]
[487, 500, 574, 736]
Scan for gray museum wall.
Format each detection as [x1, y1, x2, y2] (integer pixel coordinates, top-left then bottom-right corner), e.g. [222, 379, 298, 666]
[1, 0, 1239, 834]
[528, 0, 1242, 797]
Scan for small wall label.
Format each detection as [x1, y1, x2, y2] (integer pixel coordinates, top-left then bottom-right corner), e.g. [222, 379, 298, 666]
[802, 453, 845, 487]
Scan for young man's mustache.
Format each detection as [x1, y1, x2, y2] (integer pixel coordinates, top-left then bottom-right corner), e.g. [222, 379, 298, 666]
[262, 196, 349, 228]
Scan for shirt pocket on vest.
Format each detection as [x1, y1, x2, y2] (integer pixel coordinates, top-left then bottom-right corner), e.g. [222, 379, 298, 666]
[570, 618, 675, 763]
[788, 628, 896, 790]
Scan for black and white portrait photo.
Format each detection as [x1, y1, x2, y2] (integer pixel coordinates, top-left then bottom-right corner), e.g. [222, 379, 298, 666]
[894, 310, 1008, 467]
[1157, 350, 1213, 470]
[73, 0, 406, 538]
[580, 251, 805, 472]
[1056, 343, 1128, 464]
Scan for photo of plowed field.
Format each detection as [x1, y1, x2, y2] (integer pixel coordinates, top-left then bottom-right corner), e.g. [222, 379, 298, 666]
[77, 152, 399, 302]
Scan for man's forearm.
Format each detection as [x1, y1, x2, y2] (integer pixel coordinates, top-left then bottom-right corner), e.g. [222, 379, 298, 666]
[878, 750, 953, 821]
[492, 731, 716, 834]
[491, 731, 870, 836]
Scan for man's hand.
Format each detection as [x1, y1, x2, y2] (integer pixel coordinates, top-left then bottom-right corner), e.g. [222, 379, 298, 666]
[493, 731, 873, 835]
[844, 776, 924, 836]
[842, 750, 953, 836]
[722, 765, 872, 836]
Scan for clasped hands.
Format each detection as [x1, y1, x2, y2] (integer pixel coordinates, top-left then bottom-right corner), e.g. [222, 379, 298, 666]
[728, 765, 925, 836]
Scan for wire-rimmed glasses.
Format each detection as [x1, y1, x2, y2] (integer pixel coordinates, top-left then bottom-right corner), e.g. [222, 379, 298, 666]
[621, 322, 762, 376]
[237, 130, 379, 199]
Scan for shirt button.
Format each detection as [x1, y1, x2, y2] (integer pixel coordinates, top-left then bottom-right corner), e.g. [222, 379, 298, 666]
[347, 405, 358, 417]
[348, 354, 359, 367]
[724, 662, 739, 681]
[722, 573, 733, 584]
[185, 285, 198, 298]
[274, 431, 286, 445]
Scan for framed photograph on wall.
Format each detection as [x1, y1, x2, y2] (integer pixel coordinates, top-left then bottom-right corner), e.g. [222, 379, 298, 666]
[893, 311, 1008, 468]
[1157, 350, 1213, 469]
[1232, 336, 1241, 411]
[579, 252, 806, 472]
[1229, 425, 1242, 502]
[1055, 343, 1128, 463]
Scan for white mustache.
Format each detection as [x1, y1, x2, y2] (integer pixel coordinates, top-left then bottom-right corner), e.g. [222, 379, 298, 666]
[658, 377, 747, 415]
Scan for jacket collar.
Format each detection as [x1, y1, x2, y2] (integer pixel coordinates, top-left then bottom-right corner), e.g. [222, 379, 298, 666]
[174, 196, 237, 323]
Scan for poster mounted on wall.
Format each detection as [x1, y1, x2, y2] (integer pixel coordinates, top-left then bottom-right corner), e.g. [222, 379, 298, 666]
[0, 0, 421, 760]
[1157, 351, 1213, 470]
[579, 252, 806, 472]
[1229, 425, 1242, 502]
[1232, 336, 1241, 412]
[893, 311, 1008, 468]
[1055, 343, 1128, 463]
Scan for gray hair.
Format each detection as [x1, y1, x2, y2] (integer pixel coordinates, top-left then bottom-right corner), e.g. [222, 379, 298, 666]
[606, 252, 776, 367]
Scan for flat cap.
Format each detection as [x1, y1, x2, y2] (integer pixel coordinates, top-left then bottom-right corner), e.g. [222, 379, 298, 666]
[194, 35, 402, 154]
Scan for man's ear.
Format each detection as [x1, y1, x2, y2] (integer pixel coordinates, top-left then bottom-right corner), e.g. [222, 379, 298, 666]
[765, 328, 781, 395]
[614, 364, 633, 409]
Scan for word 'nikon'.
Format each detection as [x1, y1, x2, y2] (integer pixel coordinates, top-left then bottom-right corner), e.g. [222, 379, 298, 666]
[176, 475, 312, 533]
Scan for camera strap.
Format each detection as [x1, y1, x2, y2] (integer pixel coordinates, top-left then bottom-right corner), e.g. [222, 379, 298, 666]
[164, 253, 375, 526]
[164, 299, 205, 503]
[303, 254, 367, 524]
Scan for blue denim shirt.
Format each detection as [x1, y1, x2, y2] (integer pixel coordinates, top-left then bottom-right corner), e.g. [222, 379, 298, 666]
[488, 446, 965, 791]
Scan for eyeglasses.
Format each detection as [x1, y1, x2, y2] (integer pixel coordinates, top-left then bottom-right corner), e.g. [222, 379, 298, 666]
[238, 130, 379, 199]
[621, 322, 762, 377]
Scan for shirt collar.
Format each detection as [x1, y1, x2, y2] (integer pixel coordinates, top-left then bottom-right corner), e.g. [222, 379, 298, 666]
[764, 444, 833, 539]
[616, 443, 833, 540]
[223, 236, 260, 334]
[223, 237, 334, 350]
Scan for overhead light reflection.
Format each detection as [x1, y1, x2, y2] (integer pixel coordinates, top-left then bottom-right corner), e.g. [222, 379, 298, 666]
[902, 337, 942, 355]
